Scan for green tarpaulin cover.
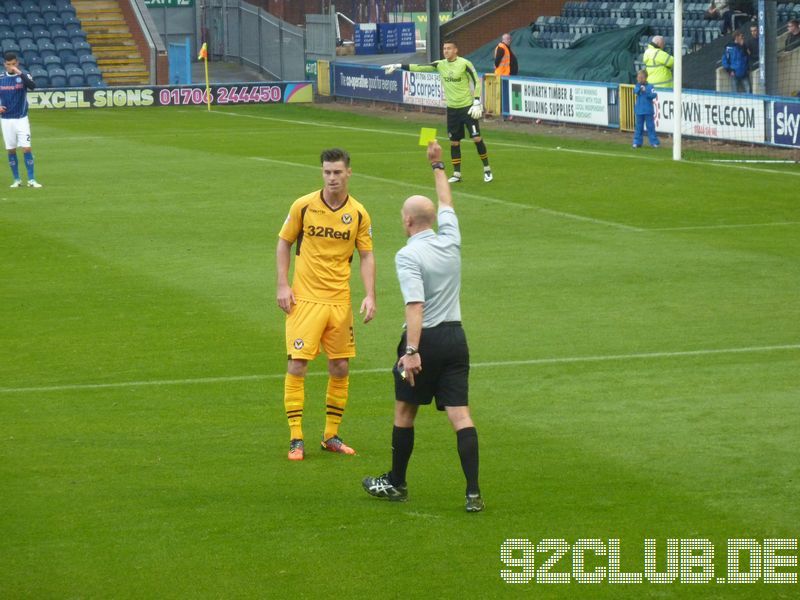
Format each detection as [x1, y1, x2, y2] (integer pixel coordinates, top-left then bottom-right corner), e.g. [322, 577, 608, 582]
[467, 25, 650, 84]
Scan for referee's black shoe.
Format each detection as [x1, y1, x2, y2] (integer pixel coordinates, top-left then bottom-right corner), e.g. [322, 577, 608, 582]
[465, 493, 485, 513]
[362, 473, 408, 502]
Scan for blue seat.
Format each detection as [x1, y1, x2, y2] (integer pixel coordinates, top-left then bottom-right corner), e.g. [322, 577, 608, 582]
[27, 14, 45, 28]
[43, 54, 61, 67]
[37, 38, 56, 53]
[73, 40, 91, 56]
[19, 38, 37, 52]
[31, 63, 47, 77]
[79, 53, 97, 66]
[62, 15, 80, 27]
[66, 65, 84, 87]
[44, 13, 61, 26]
[24, 52, 43, 67]
[59, 49, 77, 65]
[2, 39, 21, 53]
[55, 40, 73, 52]
[33, 26, 51, 39]
[48, 67, 66, 87]
[49, 25, 68, 38]
[0, 29, 14, 40]
[86, 73, 101, 86]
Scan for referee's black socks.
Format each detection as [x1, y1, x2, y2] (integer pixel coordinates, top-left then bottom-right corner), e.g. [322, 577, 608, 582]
[456, 427, 480, 495]
[390, 426, 414, 487]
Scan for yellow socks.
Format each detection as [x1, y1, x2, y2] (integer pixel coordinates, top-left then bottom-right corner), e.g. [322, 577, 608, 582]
[284, 373, 305, 440]
[323, 375, 349, 440]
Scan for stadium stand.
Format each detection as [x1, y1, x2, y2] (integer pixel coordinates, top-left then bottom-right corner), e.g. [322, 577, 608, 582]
[0, 0, 105, 88]
[532, 1, 795, 79]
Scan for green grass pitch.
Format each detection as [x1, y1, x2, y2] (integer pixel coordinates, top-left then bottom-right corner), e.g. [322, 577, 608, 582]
[1, 103, 799, 599]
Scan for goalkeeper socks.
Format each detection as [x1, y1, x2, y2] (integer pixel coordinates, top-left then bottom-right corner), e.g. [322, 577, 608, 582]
[450, 144, 461, 175]
[284, 373, 305, 440]
[456, 427, 480, 495]
[475, 140, 490, 167]
[323, 375, 349, 440]
[8, 153, 19, 180]
[23, 151, 34, 180]
[390, 426, 414, 486]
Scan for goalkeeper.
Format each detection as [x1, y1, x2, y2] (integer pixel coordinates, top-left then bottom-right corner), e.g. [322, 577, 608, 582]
[384, 40, 493, 183]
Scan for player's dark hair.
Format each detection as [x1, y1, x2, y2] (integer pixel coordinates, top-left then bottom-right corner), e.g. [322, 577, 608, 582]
[320, 148, 350, 166]
[443, 39, 457, 47]
[4, 52, 17, 62]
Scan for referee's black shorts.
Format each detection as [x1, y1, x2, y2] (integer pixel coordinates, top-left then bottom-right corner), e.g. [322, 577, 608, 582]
[392, 321, 470, 411]
[447, 106, 481, 142]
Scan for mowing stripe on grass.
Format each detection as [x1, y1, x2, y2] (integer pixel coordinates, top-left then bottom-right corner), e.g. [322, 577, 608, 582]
[646, 221, 800, 232]
[2, 343, 797, 395]
[213, 108, 800, 177]
[249, 156, 643, 232]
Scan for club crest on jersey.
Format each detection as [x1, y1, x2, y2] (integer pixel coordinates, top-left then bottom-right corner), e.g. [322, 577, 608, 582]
[341, 213, 352, 225]
[293, 338, 304, 350]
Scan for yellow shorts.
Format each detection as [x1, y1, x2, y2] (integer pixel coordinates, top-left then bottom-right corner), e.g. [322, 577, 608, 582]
[285, 300, 355, 360]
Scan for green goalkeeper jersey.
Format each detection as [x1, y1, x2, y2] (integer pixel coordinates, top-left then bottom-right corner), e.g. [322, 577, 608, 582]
[408, 57, 480, 110]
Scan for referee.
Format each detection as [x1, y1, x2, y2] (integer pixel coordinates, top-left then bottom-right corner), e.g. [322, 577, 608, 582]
[362, 140, 484, 513]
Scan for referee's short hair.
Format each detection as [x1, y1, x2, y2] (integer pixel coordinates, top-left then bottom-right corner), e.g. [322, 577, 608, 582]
[320, 148, 350, 167]
[4, 52, 17, 62]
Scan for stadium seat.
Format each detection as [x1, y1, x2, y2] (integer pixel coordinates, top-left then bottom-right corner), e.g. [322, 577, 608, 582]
[44, 13, 61, 27]
[33, 26, 51, 39]
[37, 38, 56, 53]
[2, 39, 21, 54]
[86, 73, 102, 87]
[49, 25, 68, 38]
[25, 52, 44, 67]
[7, 1, 24, 12]
[19, 38, 37, 52]
[55, 39, 73, 52]
[66, 26, 86, 38]
[30, 63, 47, 78]
[59, 49, 77, 65]
[0, 29, 14, 40]
[27, 14, 45, 28]
[79, 53, 97, 67]
[62, 15, 80, 28]
[66, 65, 84, 87]
[73, 40, 91, 56]
[43, 54, 61, 67]
[47, 65, 66, 85]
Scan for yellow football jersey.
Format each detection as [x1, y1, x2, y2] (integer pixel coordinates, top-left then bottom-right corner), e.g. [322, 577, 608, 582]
[279, 190, 373, 303]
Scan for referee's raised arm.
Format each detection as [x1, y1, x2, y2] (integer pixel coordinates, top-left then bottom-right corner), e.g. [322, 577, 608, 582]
[427, 140, 453, 209]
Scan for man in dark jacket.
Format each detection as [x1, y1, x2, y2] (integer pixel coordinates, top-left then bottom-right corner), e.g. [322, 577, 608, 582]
[745, 24, 759, 68]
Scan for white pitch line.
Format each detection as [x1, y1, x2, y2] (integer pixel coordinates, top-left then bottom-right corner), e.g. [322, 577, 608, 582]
[214, 108, 653, 163]
[647, 221, 800, 232]
[1, 343, 797, 395]
[249, 156, 643, 232]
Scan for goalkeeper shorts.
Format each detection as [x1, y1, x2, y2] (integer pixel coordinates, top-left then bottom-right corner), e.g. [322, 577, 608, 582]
[446, 106, 480, 142]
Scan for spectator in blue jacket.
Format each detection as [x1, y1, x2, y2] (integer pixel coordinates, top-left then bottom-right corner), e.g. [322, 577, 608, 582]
[632, 70, 659, 149]
[722, 31, 751, 93]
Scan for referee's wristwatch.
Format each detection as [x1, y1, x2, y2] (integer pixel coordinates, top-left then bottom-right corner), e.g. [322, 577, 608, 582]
[405, 345, 418, 355]
[431, 162, 445, 171]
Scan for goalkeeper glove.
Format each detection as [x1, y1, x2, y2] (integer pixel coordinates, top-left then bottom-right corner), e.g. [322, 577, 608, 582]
[468, 99, 483, 119]
[382, 63, 402, 74]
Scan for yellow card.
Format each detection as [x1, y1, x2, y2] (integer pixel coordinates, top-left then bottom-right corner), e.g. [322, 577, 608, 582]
[418, 127, 438, 146]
